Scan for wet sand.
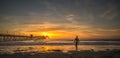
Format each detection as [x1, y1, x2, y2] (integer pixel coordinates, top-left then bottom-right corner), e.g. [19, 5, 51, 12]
[0, 49, 120, 58]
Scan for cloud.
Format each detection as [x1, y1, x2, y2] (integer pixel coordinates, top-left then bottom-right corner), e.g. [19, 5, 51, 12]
[0, 0, 120, 38]
[65, 14, 78, 23]
[100, 1, 118, 20]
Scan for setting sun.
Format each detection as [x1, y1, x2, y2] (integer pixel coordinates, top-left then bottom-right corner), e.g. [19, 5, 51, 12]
[41, 32, 50, 36]
[40, 32, 56, 39]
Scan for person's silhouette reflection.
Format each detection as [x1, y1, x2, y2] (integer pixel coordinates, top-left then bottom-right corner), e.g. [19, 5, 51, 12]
[74, 36, 79, 51]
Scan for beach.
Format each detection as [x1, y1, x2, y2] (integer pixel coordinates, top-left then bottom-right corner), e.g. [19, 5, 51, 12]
[1, 49, 120, 58]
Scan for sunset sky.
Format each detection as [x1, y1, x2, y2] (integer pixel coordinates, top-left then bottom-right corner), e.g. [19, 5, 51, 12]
[0, 0, 120, 39]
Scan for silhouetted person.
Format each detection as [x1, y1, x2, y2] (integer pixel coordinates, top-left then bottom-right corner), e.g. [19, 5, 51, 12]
[74, 36, 79, 51]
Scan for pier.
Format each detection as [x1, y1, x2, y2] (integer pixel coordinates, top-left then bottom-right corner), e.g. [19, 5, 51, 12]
[0, 34, 46, 41]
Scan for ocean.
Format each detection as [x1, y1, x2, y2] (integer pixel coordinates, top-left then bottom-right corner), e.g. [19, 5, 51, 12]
[0, 40, 120, 54]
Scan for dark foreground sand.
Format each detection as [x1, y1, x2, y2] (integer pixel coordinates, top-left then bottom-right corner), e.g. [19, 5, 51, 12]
[0, 49, 120, 58]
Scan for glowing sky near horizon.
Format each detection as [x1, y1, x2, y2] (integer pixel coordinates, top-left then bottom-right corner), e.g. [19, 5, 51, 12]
[0, 0, 120, 39]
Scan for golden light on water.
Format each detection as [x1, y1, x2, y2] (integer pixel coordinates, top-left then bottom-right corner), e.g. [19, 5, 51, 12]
[43, 46, 54, 51]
